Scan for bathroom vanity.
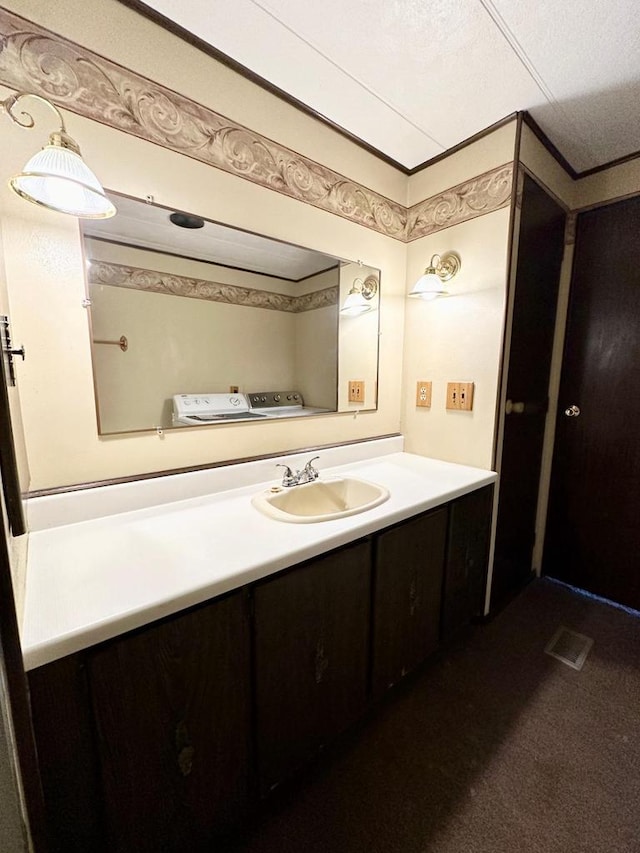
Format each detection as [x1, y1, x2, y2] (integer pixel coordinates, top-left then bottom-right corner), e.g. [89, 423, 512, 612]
[22, 444, 495, 852]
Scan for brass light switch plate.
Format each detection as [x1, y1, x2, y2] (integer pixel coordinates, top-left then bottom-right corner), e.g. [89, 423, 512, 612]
[348, 380, 365, 403]
[416, 381, 432, 408]
[446, 381, 474, 411]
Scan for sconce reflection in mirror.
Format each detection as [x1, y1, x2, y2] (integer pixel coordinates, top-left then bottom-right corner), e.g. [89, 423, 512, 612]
[1, 91, 115, 219]
[340, 274, 378, 316]
[409, 252, 461, 300]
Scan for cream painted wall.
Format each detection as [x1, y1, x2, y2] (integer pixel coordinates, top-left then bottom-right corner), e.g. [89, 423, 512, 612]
[519, 125, 576, 209]
[407, 121, 517, 206]
[294, 304, 338, 410]
[576, 157, 640, 210]
[401, 207, 511, 469]
[292, 266, 339, 410]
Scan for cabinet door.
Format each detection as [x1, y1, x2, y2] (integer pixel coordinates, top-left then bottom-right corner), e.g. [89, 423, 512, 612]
[372, 508, 447, 697]
[254, 540, 371, 794]
[442, 485, 494, 643]
[88, 590, 251, 853]
[29, 654, 106, 853]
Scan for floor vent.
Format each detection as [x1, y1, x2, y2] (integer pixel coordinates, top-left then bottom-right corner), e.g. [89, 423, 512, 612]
[545, 626, 593, 671]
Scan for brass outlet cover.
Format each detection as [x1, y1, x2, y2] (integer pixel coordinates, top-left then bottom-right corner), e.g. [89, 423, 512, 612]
[348, 380, 365, 403]
[416, 380, 432, 408]
[446, 381, 474, 411]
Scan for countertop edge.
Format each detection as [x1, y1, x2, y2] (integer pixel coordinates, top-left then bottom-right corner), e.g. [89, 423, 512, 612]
[23, 455, 497, 671]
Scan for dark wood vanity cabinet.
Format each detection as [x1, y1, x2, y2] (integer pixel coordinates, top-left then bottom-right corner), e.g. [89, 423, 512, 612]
[371, 508, 448, 697]
[28, 653, 106, 852]
[27, 485, 494, 850]
[254, 539, 371, 793]
[29, 589, 252, 853]
[441, 485, 493, 643]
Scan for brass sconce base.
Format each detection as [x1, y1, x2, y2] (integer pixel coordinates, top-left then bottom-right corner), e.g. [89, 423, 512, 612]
[361, 274, 378, 300]
[436, 252, 461, 281]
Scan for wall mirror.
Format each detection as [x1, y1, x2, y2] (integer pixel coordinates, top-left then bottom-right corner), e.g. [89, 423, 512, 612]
[81, 192, 380, 434]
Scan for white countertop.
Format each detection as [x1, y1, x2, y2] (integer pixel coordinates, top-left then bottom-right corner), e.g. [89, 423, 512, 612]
[22, 450, 496, 671]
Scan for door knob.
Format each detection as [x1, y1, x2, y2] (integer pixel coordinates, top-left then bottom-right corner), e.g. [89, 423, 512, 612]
[505, 400, 525, 415]
[564, 404, 580, 417]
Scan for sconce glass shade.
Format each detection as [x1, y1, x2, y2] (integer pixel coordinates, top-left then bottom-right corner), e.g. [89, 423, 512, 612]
[340, 288, 372, 316]
[10, 140, 116, 218]
[408, 270, 446, 301]
[340, 274, 378, 316]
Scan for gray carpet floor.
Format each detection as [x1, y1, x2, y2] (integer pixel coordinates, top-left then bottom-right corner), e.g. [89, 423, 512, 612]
[230, 578, 640, 853]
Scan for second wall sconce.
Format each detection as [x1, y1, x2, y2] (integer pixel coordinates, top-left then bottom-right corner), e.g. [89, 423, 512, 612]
[340, 274, 378, 316]
[1, 91, 116, 219]
[409, 252, 461, 300]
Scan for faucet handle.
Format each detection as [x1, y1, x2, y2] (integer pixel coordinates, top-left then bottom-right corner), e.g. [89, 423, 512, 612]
[304, 456, 320, 479]
[276, 463, 296, 487]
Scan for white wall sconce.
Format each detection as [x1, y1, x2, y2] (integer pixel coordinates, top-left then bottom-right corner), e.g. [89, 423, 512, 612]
[1, 91, 115, 219]
[409, 252, 461, 300]
[340, 274, 378, 316]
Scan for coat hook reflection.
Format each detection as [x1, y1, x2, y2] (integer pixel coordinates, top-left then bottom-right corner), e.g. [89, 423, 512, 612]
[93, 335, 128, 352]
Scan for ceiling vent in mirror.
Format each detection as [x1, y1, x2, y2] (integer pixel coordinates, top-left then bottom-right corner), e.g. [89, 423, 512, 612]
[169, 212, 205, 229]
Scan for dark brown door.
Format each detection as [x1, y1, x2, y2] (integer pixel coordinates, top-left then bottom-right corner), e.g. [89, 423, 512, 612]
[88, 590, 252, 853]
[544, 195, 640, 610]
[371, 508, 447, 698]
[254, 540, 370, 794]
[491, 174, 566, 610]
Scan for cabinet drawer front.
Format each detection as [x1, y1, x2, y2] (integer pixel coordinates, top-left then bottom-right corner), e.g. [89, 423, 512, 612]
[372, 508, 447, 696]
[254, 540, 371, 793]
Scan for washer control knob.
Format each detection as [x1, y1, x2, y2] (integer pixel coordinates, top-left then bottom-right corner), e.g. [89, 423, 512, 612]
[293, 394, 300, 401]
[287, 394, 293, 401]
[261, 395, 267, 402]
[274, 394, 281, 402]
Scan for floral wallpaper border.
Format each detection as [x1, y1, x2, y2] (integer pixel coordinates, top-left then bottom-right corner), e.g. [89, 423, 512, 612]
[0, 8, 512, 242]
[88, 260, 338, 313]
[406, 164, 513, 242]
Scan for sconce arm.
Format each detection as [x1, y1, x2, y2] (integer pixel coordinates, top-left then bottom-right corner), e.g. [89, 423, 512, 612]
[1, 91, 80, 155]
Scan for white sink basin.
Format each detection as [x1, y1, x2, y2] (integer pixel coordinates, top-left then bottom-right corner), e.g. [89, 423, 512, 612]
[251, 477, 390, 523]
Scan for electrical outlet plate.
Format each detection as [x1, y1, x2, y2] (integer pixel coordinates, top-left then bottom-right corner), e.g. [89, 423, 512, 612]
[446, 381, 474, 411]
[416, 380, 432, 408]
[348, 380, 365, 403]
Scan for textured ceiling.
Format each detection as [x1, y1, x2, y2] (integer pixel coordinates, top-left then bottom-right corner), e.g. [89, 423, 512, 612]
[139, 0, 640, 173]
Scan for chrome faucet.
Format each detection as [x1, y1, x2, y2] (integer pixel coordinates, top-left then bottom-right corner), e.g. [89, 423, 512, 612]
[276, 456, 320, 487]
